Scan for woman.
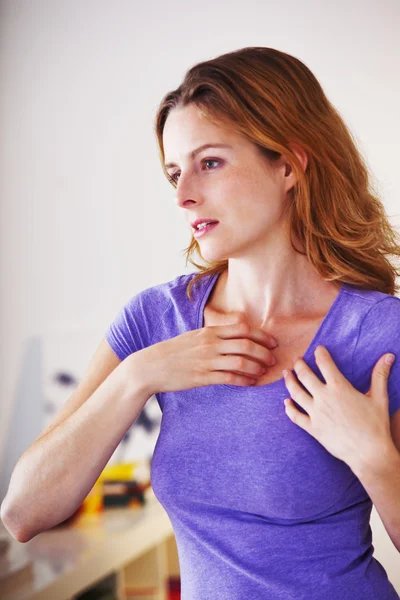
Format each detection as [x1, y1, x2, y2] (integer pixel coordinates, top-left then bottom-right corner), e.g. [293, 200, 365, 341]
[2, 47, 400, 599]
[143, 46, 400, 599]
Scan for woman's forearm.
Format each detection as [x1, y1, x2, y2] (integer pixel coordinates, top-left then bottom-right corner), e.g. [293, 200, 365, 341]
[0, 356, 152, 542]
[351, 441, 400, 553]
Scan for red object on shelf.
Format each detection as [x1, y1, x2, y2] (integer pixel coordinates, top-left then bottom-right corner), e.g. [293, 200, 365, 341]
[124, 577, 180, 599]
[168, 576, 181, 600]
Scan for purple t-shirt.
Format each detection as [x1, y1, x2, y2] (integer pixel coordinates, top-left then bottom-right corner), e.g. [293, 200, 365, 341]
[105, 271, 400, 600]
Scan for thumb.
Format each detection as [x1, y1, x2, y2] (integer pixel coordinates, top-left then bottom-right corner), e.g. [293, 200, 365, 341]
[369, 353, 395, 400]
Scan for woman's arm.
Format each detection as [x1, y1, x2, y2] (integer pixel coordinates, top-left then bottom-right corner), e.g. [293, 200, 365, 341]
[351, 438, 400, 553]
[0, 351, 151, 543]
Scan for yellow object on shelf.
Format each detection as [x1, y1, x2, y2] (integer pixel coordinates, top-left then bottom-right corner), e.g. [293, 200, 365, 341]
[99, 462, 138, 481]
[81, 463, 140, 515]
[82, 481, 103, 514]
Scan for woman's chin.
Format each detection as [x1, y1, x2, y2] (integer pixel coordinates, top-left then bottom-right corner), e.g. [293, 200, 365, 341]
[200, 249, 229, 263]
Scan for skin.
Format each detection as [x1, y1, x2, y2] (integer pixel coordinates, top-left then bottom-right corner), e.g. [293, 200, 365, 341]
[162, 103, 342, 333]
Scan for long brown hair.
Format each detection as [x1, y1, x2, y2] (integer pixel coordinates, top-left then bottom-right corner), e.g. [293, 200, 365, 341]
[154, 46, 400, 300]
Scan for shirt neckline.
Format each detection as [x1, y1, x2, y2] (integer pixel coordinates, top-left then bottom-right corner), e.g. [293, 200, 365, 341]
[196, 271, 349, 392]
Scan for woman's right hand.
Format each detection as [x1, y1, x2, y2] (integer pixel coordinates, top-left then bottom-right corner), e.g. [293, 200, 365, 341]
[130, 319, 279, 395]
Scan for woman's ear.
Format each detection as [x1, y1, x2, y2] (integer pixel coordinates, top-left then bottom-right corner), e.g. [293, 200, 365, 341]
[288, 142, 308, 174]
[282, 142, 308, 193]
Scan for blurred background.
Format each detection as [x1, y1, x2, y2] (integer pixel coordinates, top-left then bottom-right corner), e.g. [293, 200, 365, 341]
[0, 0, 399, 598]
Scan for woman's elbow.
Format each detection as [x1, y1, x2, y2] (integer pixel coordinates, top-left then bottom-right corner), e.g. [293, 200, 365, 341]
[1, 496, 32, 543]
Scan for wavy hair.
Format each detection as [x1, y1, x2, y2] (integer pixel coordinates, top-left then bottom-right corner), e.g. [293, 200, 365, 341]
[154, 46, 400, 300]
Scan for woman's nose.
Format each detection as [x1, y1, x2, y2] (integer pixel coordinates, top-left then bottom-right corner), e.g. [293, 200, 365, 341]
[174, 178, 203, 208]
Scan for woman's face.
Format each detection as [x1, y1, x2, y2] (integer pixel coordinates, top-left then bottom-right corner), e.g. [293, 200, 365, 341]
[162, 104, 296, 262]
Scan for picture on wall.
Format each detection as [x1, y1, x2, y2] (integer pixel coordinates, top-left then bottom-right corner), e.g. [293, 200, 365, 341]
[42, 327, 162, 466]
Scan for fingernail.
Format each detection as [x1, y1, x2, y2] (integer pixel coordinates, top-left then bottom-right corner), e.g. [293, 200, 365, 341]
[385, 353, 395, 366]
[270, 338, 278, 348]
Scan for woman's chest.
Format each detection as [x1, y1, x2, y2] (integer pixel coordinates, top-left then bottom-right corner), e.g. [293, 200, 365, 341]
[203, 306, 325, 386]
[151, 383, 358, 522]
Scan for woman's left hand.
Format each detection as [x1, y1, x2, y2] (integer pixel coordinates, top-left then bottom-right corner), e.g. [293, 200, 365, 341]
[282, 345, 395, 468]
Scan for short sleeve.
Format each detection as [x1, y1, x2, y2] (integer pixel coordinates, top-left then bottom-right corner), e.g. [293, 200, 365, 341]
[352, 296, 400, 418]
[105, 285, 168, 362]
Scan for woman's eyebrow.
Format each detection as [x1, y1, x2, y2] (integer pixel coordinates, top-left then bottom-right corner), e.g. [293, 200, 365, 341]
[164, 143, 233, 169]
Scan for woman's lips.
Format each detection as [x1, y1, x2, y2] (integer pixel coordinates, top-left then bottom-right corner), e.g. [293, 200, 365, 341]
[193, 222, 219, 238]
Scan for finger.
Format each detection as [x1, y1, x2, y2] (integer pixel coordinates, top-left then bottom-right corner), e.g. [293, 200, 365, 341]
[283, 368, 313, 412]
[217, 338, 277, 369]
[313, 345, 344, 387]
[370, 353, 395, 401]
[284, 397, 312, 433]
[214, 353, 267, 377]
[292, 356, 324, 396]
[214, 321, 279, 349]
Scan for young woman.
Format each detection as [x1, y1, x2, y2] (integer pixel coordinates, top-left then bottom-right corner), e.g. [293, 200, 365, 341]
[2, 47, 400, 599]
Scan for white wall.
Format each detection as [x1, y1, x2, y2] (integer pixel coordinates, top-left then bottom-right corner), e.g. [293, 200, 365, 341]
[1, 0, 399, 588]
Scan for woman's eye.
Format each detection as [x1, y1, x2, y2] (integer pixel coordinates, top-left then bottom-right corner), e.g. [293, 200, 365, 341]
[168, 158, 221, 184]
[203, 158, 221, 171]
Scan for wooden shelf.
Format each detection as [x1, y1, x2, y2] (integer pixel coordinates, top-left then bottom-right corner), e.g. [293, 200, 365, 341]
[1, 489, 180, 600]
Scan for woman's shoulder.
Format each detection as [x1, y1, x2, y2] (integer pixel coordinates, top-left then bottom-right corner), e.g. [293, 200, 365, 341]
[104, 272, 203, 362]
[125, 272, 197, 305]
[346, 284, 400, 417]
[341, 282, 400, 319]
